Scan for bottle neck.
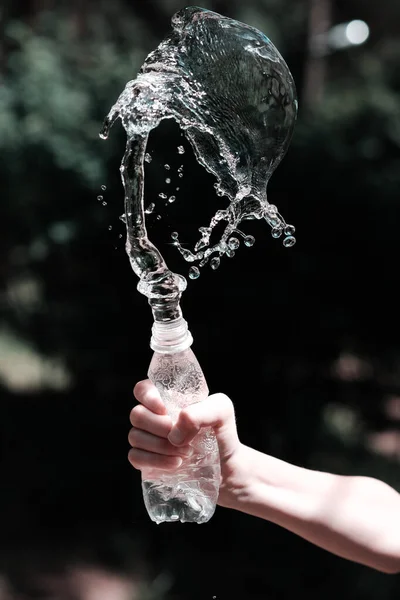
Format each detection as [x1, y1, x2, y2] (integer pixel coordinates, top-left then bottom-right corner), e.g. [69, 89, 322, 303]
[150, 317, 193, 354]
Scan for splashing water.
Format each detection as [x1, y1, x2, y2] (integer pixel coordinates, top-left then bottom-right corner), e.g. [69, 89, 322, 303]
[100, 7, 297, 319]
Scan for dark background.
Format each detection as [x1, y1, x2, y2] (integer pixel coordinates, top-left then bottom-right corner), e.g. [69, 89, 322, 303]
[1, 0, 400, 598]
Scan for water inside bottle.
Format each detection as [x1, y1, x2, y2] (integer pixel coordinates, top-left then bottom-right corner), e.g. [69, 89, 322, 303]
[142, 464, 220, 524]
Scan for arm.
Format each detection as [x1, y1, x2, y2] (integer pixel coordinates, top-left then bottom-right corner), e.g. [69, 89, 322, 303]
[129, 380, 400, 574]
[224, 445, 400, 574]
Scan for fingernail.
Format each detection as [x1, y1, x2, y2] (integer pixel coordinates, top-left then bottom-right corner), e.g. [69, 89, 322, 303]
[168, 427, 185, 445]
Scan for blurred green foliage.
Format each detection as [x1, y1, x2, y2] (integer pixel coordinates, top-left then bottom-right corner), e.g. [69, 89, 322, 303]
[0, 6, 151, 185]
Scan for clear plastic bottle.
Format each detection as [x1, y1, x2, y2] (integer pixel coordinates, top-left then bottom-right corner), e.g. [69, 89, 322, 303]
[141, 317, 221, 524]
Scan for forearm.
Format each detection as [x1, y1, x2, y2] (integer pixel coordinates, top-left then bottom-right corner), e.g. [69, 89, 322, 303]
[226, 446, 400, 573]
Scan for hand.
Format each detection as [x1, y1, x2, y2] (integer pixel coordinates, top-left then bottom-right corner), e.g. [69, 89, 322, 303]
[128, 379, 250, 508]
[128, 381, 400, 573]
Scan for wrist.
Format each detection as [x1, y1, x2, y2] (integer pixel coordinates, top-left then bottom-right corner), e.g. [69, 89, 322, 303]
[219, 445, 328, 523]
[217, 444, 265, 511]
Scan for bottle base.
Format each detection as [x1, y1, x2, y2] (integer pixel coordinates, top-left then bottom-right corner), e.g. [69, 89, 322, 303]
[142, 479, 217, 524]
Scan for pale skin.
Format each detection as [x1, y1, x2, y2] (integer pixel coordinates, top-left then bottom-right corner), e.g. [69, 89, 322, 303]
[128, 380, 400, 574]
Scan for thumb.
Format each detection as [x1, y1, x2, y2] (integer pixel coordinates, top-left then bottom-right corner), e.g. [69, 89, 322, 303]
[167, 393, 239, 460]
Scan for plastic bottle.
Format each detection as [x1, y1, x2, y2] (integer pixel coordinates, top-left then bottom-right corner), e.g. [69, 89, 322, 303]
[141, 317, 221, 524]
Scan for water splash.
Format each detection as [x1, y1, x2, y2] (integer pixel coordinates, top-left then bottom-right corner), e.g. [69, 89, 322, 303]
[100, 7, 297, 318]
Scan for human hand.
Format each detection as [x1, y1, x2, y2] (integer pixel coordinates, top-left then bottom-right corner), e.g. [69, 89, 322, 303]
[128, 384, 400, 573]
[128, 379, 249, 508]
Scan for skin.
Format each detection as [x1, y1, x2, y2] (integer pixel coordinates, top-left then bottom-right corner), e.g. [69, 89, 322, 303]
[128, 379, 400, 574]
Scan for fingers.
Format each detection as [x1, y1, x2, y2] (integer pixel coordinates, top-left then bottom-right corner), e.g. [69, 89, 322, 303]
[128, 427, 193, 458]
[129, 381, 193, 472]
[168, 393, 239, 460]
[130, 404, 172, 438]
[133, 380, 167, 415]
[128, 448, 183, 471]
[129, 382, 239, 471]
[128, 429, 193, 472]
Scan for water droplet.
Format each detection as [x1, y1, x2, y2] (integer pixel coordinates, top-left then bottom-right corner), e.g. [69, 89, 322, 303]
[270, 217, 279, 227]
[178, 173, 183, 178]
[159, 193, 167, 199]
[118, 234, 123, 239]
[102, 201, 107, 206]
[176, 187, 180, 191]
[283, 235, 296, 247]
[177, 145, 185, 154]
[188, 266, 200, 280]
[168, 195, 176, 203]
[156, 214, 162, 220]
[119, 213, 127, 223]
[226, 248, 235, 258]
[244, 235, 255, 247]
[164, 164, 171, 170]
[145, 203, 155, 214]
[284, 224, 296, 236]
[97, 195, 103, 201]
[171, 232, 179, 240]
[213, 183, 218, 189]
[210, 257, 220, 270]
[165, 178, 171, 184]
[144, 153, 152, 163]
[108, 225, 112, 230]
[271, 227, 282, 238]
[228, 237, 240, 250]
[101, 185, 107, 191]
